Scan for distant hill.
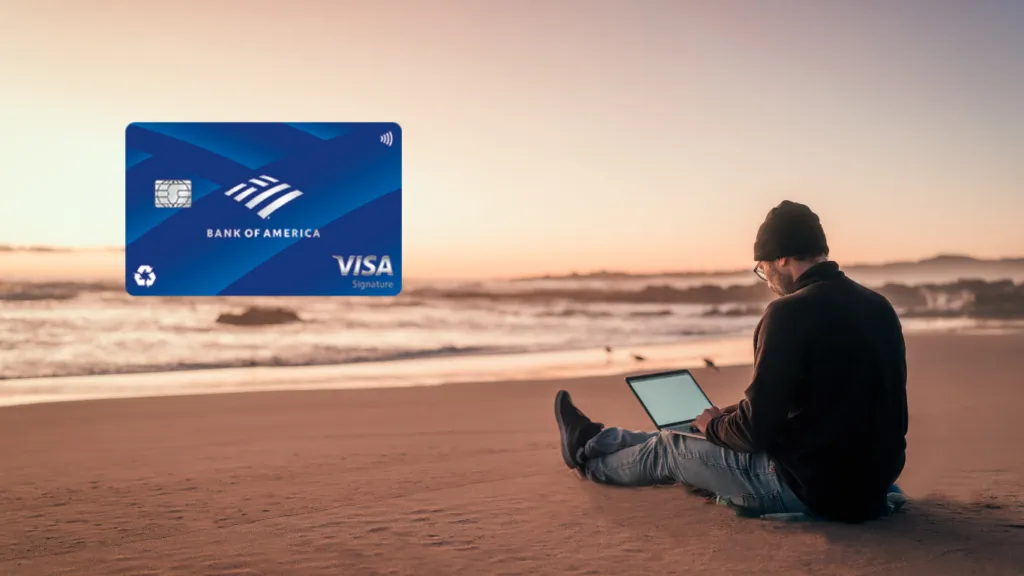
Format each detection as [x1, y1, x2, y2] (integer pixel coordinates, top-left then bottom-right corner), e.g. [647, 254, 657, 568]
[847, 254, 1024, 273]
[0, 244, 61, 252]
[0, 245, 123, 252]
[513, 254, 1024, 281]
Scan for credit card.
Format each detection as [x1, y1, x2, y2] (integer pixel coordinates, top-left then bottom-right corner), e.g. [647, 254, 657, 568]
[124, 122, 401, 296]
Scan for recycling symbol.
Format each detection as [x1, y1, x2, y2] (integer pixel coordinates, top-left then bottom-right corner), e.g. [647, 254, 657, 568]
[134, 265, 156, 287]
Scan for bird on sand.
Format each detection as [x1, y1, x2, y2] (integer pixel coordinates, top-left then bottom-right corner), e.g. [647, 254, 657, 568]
[703, 357, 719, 371]
[632, 354, 646, 362]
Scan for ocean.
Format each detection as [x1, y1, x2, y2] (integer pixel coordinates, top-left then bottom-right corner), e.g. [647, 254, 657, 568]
[3, 265, 1022, 382]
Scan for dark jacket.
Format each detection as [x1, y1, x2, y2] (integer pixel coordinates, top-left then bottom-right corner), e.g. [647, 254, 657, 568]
[705, 261, 908, 523]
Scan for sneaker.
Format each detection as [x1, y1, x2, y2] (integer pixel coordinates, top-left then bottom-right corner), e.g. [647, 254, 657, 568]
[554, 390, 604, 470]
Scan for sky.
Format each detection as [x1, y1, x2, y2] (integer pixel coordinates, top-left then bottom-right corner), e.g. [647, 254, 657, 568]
[1, 0, 1022, 278]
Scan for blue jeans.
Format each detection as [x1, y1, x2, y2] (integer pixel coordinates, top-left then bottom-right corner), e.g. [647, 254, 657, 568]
[582, 427, 808, 516]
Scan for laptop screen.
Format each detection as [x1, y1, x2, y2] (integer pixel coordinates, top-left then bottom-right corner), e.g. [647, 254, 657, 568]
[629, 371, 713, 427]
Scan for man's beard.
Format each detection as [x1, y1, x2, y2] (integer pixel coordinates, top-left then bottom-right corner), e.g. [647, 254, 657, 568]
[764, 263, 797, 296]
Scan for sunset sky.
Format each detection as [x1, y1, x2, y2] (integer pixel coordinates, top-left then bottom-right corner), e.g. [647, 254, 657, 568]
[1, 0, 1022, 278]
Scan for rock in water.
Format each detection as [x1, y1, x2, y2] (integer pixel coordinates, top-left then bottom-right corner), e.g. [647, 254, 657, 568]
[216, 306, 301, 326]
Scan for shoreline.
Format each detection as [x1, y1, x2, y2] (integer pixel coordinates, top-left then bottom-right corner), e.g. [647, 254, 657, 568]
[2, 313, 1018, 383]
[2, 327, 1021, 409]
[0, 335, 756, 408]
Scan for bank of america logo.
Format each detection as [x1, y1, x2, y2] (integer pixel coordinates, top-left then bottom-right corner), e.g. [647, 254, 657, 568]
[223, 175, 303, 219]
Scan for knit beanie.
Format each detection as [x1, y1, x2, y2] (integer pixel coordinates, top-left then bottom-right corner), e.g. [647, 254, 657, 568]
[753, 200, 829, 261]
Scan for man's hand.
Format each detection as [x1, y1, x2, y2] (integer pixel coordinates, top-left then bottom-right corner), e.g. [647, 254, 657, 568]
[721, 403, 740, 415]
[694, 406, 724, 433]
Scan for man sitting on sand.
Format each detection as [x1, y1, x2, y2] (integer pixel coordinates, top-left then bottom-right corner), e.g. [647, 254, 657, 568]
[554, 200, 908, 523]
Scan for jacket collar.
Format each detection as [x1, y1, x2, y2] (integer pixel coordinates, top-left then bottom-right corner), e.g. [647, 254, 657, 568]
[793, 260, 843, 291]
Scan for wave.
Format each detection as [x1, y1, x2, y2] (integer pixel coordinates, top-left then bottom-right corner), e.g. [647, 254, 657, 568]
[411, 279, 1024, 320]
[536, 308, 613, 318]
[703, 305, 767, 317]
[0, 281, 122, 301]
[535, 308, 675, 319]
[881, 279, 1024, 319]
[6, 277, 1024, 320]
[410, 283, 774, 305]
[0, 345, 507, 381]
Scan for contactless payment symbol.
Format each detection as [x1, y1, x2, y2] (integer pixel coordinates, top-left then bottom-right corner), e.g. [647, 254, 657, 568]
[124, 122, 403, 297]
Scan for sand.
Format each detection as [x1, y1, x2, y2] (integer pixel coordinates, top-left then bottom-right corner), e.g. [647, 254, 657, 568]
[1, 333, 1022, 575]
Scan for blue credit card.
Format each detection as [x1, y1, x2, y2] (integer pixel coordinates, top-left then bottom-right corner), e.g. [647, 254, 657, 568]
[124, 122, 402, 296]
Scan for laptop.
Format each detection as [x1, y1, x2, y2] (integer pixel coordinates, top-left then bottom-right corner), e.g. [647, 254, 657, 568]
[626, 368, 714, 439]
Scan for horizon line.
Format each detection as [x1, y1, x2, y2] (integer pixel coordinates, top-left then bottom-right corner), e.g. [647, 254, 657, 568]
[3, 244, 1024, 281]
[506, 253, 1024, 281]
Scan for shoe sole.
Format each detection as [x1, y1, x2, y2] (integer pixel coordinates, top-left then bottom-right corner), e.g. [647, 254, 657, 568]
[554, 390, 576, 468]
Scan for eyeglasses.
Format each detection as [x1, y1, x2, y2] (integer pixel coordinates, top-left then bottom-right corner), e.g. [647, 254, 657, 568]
[753, 264, 767, 282]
